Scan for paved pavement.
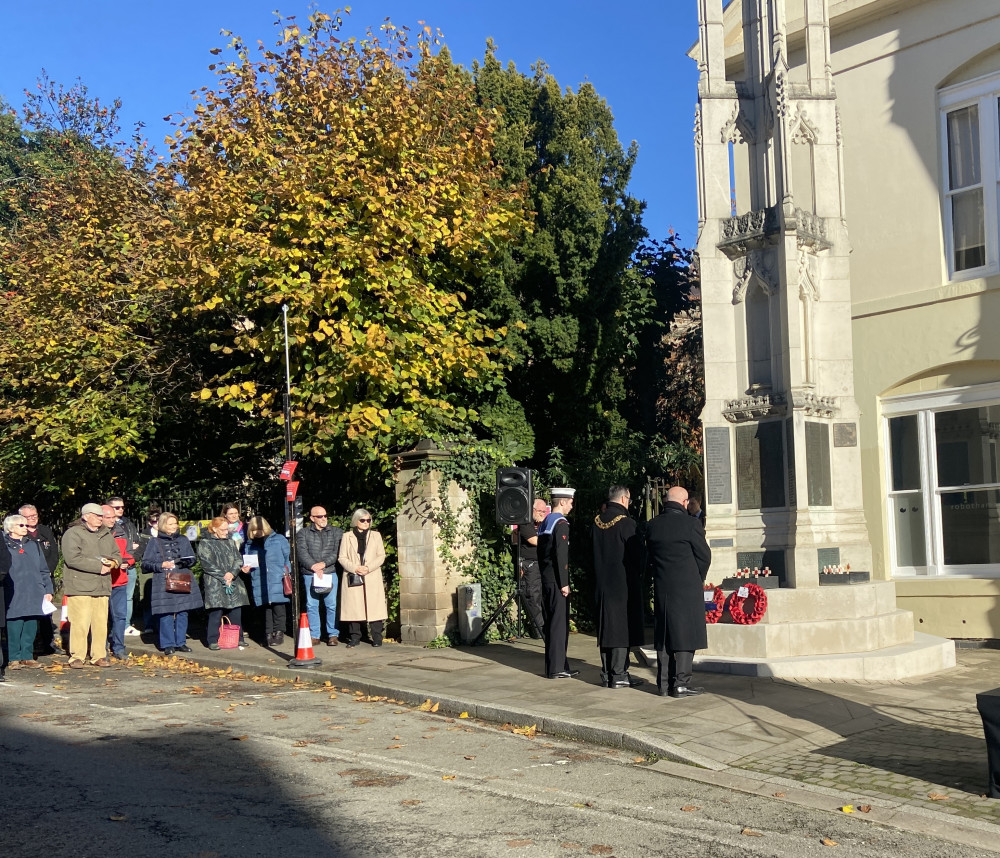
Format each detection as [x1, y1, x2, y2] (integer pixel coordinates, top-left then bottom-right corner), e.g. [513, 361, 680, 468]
[37, 626, 1000, 848]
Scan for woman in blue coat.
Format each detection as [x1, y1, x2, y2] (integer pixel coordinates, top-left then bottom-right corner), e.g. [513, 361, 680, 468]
[143, 512, 203, 655]
[3, 514, 53, 669]
[246, 516, 290, 646]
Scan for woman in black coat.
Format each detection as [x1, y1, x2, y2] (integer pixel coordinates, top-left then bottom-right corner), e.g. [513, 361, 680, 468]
[644, 489, 712, 697]
[0, 522, 11, 679]
[142, 512, 203, 655]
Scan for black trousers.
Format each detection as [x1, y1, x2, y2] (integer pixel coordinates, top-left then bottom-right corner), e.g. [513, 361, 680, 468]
[656, 649, 694, 690]
[206, 607, 244, 645]
[541, 578, 570, 677]
[345, 619, 383, 645]
[600, 647, 629, 685]
[518, 559, 545, 637]
[264, 604, 287, 637]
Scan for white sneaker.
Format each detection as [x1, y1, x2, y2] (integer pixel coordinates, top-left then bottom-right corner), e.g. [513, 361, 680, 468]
[125, 625, 141, 636]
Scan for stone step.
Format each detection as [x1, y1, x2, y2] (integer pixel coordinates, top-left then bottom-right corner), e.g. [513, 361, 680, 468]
[714, 580, 898, 624]
[691, 632, 957, 681]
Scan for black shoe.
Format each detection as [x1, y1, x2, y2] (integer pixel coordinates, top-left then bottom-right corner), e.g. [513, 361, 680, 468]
[273, 632, 284, 646]
[371, 637, 383, 647]
[547, 670, 580, 679]
[176, 645, 193, 653]
[611, 675, 646, 689]
[668, 686, 705, 698]
[163, 647, 176, 656]
[345, 640, 359, 648]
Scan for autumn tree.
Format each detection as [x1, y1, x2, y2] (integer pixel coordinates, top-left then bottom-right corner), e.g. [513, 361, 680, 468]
[168, 12, 528, 478]
[0, 79, 192, 513]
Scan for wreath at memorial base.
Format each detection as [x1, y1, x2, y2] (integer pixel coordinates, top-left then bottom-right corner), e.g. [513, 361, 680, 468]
[704, 586, 726, 624]
[726, 583, 768, 625]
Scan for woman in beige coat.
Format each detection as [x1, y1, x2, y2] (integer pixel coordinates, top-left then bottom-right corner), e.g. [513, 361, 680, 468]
[338, 508, 387, 647]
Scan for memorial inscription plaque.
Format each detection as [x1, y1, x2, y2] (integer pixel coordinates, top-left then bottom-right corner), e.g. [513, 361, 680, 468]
[737, 421, 785, 510]
[806, 421, 832, 506]
[833, 422, 858, 447]
[705, 426, 733, 505]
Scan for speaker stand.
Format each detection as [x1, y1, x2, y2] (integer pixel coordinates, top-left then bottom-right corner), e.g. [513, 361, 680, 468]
[476, 538, 525, 642]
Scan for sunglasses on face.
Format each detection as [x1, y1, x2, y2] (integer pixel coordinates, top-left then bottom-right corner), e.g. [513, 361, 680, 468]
[311, 514, 327, 519]
[358, 518, 371, 523]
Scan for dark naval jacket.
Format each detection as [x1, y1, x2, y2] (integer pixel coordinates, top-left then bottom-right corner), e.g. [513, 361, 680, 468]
[591, 502, 644, 649]
[537, 512, 570, 589]
[645, 500, 712, 652]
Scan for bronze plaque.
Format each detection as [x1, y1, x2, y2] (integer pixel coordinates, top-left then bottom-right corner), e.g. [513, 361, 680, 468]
[705, 426, 733, 505]
[806, 422, 832, 506]
[833, 422, 858, 447]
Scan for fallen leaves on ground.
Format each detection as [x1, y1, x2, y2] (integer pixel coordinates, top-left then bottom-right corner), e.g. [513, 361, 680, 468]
[500, 723, 538, 738]
[459, 712, 469, 719]
[464, 755, 476, 760]
[108, 813, 127, 822]
[401, 799, 422, 806]
[928, 792, 949, 801]
[230, 735, 249, 741]
[417, 699, 440, 713]
[740, 828, 763, 837]
[858, 805, 872, 813]
[821, 838, 839, 847]
[442, 775, 456, 780]
[772, 791, 786, 798]
[839, 805, 854, 814]
[680, 805, 700, 812]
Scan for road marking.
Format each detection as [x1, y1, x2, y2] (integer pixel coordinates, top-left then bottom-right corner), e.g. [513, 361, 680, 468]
[88, 701, 186, 711]
[0, 684, 70, 699]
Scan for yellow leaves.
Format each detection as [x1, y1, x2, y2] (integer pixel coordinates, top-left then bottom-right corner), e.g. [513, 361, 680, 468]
[839, 805, 854, 814]
[417, 699, 440, 713]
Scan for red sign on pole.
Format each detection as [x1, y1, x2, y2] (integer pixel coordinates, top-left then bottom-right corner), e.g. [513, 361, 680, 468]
[285, 481, 300, 501]
[279, 460, 298, 481]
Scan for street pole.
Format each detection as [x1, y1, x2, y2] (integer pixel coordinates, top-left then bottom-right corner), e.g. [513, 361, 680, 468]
[281, 304, 301, 633]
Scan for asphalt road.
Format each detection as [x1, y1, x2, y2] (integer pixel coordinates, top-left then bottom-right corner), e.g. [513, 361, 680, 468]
[0, 655, 990, 857]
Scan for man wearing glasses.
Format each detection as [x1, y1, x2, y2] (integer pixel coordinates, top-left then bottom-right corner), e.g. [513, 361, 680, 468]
[298, 506, 344, 646]
[106, 497, 141, 637]
[20, 504, 60, 655]
[61, 503, 121, 668]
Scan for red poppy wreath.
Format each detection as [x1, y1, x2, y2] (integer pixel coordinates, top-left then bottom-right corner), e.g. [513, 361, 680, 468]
[726, 583, 768, 625]
[704, 586, 726, 624]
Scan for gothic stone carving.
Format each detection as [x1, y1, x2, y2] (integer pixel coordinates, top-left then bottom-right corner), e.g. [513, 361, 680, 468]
[791, 388, 838, 418]
[798, 249, 820, 302]
[718, 205, 779, 257]
[724, 392, 788, 423]
[733, 250, 777, 304]
[721, 98, 755, 145]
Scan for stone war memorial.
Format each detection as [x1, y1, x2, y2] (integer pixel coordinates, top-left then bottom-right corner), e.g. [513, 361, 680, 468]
[691, 0, 953, 679]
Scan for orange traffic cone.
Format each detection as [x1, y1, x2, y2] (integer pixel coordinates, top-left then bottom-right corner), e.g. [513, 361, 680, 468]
[59, 595, 70, 653]
[289, 612, 322, 668]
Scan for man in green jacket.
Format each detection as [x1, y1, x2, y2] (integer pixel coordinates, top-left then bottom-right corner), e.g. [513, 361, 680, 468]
[61, 502, 121, 668]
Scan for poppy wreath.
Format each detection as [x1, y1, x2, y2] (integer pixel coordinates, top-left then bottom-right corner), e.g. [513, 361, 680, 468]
[726, 583, 768, 625]
[704, 586, 726, 624]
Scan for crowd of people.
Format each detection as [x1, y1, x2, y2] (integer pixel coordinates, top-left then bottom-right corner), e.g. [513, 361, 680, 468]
[0, 499, 388, 676]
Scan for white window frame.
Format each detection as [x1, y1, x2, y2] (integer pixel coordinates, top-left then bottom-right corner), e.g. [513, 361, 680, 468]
[883, 382, 1000, 578]
[939, 72, 1000, 281]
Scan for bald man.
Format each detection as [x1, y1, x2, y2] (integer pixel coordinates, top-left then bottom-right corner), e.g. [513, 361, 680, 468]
[645, 486, 712, 698]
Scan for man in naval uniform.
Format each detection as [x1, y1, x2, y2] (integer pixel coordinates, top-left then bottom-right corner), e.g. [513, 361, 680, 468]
[537, 487, 577, 679]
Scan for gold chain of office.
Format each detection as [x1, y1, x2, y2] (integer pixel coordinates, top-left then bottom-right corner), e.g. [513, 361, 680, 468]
[593, 514, 627, 530]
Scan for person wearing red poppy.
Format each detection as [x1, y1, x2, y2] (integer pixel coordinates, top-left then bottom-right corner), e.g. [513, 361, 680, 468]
[103, 504, 133, 660]
[644, 486, 712, 698]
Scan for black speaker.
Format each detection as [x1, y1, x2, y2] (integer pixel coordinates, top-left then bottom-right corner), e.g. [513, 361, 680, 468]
[496, 467, 533, 525]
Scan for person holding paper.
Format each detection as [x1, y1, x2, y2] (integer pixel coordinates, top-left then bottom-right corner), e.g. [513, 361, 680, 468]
[2, 514, 53, 668]
[245, 516, 291, 647]
[143, 512, 202, 655]
[298, 506, 344, 646]
[198, 517, 251, 650]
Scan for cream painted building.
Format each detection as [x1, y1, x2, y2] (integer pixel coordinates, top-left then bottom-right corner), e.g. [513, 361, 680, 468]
[699, 0, 1000, 639]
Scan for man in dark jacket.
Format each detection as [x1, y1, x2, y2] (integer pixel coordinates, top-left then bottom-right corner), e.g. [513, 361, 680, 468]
[20, 504, 59, 655]
[298, 506, 344, 645]
[106, 496, 141, 635]
[645, 485, 712, 698]
[538, 487, 577, 679]
[513, 498, 548, 639]
[592, 485, 645, 689]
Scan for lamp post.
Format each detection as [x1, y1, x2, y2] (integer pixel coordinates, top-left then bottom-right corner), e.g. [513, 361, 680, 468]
[281, 304, 302, 646]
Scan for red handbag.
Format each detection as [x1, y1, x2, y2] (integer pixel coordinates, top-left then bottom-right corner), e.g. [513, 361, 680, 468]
[282, 569, 293, 597]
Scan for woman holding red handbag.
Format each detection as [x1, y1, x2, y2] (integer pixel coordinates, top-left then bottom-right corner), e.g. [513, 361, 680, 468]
[143, 512, 202, 655]
[246, 516, 290, 646]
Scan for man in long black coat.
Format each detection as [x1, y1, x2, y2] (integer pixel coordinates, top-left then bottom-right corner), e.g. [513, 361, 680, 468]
[645, 485, 712, 698]
[592, 485, 645, 689]
[538, 487, 577, 679]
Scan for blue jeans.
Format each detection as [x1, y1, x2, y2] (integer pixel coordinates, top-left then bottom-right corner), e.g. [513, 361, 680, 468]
[107, 585, 128, 656]
[125, 566, 137, 626]
[158, 611, 189, 650]
[303, 574, 339, 639]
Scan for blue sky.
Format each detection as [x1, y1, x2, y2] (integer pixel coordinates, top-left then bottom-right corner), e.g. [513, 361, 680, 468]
[0, 1, 700, 244]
